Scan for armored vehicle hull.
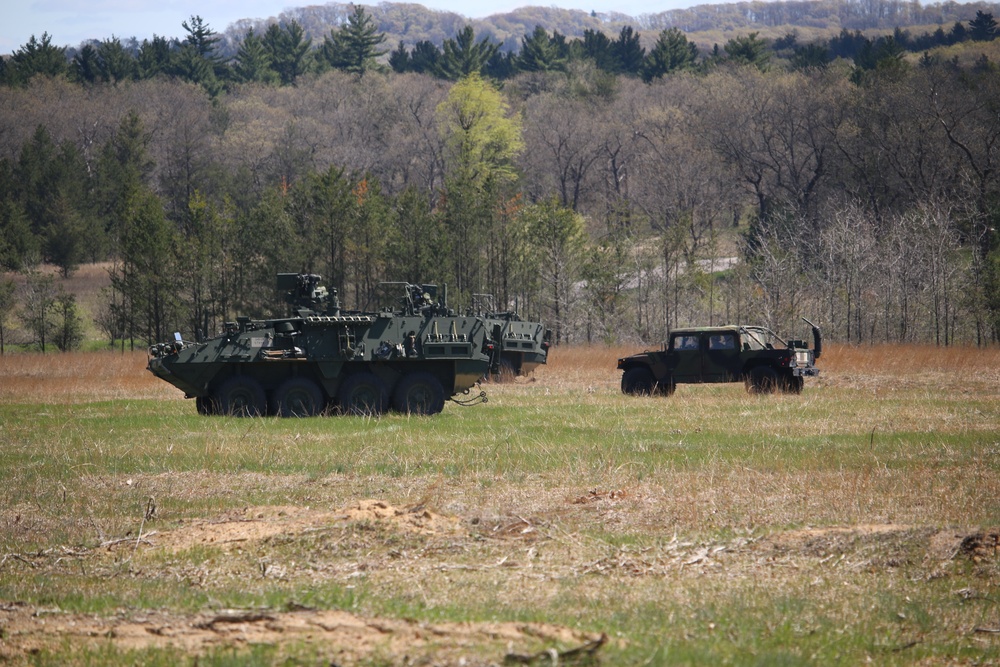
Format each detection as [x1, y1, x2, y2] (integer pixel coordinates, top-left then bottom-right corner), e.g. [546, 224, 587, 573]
[487, 316, 551, 378]
[471, 295, 551, 379]
[618, 319, 821, 396]
[147, 275, 494, 416]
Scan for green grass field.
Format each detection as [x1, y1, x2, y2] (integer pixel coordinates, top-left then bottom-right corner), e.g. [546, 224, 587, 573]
[0, 345, 998, 665]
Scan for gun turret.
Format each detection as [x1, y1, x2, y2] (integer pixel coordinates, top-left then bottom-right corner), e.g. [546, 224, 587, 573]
[278, 273, 340, 315]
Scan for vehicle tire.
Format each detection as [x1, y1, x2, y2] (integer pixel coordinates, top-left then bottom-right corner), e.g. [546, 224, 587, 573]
[781, 375, 804, 394]
[392, 372, 446, 415]
[196, 395, 217, 416]
[747, 366, 779, 394]
[622, 367, 657, 395]
[216, 376, 267, 417]
[656, 379, 677, 396]
[271, 377, 325, 417]
[337, 372, 389, 416]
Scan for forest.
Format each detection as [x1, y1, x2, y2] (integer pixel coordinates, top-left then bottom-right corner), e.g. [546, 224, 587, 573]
[1, 2, 999, 352]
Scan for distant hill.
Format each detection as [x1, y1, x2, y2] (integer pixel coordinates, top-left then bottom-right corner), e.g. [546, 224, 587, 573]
[219, 0, 1000, 52]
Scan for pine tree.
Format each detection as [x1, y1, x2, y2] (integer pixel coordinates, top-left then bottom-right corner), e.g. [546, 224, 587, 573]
[724, 32, 771, 71]
[137, 35, 172, 79]
[234, 29, 279, 84]
[611, 26, 645, 75]
[643, 28, 698, 81]
[9, 33, 67, 84]
[320, 6, 387, 75]
[264, 21, 312, 85]
[389, 41, 411, 73]
[580, 29, 614, 72]
[518, 26, 567, 73]
[435, 26, 498, 80]
[970, 11, 998, 41]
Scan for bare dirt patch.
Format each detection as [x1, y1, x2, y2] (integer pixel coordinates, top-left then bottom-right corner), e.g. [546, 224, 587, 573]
[0, 602, 606, 665]
[144, 500, 465, 554]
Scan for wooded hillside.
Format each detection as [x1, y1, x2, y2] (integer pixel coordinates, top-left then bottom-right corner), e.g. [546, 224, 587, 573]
[1, 3, 999, 351]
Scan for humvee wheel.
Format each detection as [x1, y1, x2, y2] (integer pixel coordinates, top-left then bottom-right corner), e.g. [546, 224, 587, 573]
[338, 372, 389, 416]
[747, 367, 779, 394]
[392, 372, 446, 415]
[622, 367, 657, 395]
[272, 377, 325, 417]
[656, 379, 677, 396]
[216, 376, 268, 416]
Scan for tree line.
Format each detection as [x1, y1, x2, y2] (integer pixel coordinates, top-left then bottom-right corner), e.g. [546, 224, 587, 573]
[3, 7, 999, 91]
[1, 9, 999, 351]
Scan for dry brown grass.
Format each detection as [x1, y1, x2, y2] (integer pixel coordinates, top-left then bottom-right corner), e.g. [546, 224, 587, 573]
[0, 350, 171, 403]
[2, 342, 998, 405]
[0, 342, 999, 664]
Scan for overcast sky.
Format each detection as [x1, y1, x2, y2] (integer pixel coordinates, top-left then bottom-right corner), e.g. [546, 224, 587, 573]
[2, 0, 695, 55]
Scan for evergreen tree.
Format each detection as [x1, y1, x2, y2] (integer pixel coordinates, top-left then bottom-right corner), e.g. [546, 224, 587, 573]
[484, 50, 517, 79]
[320, 6, 387, 75]
[518, 25, 567, 73]
[724, 32, 771, 70]
[643, 27, 698, 81]
[790, 42, 831, 70]
[435, 26, 498, 80]
[72, 44, 101, 83]
[580, 29, 614, 71]
[264, 21, 312, 85]
[8, 33, 67, 84]
[389, 41, 411, 73]
[409, 40, 441, 74]
[611, 26, 645, 75]
[53, 291, 85, 351]
[96, 36, 138, 83]
[181, 15, 221, 60]
[137, 35, 173, 79]
[175, 16, 225, 92]
[234, 28, 279, 84]
[949, 21, 968, 44]
[970, 11, 998, 41]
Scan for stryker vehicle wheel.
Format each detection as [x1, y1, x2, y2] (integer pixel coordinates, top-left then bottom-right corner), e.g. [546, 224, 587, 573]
[392, 372, 445, 415]
[338, 372, 389, 416]
[196, 395, 217, 416]
[216, 376, 267, 416]
[622, 367, 656, 395]
[748, 367, 779, 394]
[272, 377, 325, 417]
[781, 375, 804, 394]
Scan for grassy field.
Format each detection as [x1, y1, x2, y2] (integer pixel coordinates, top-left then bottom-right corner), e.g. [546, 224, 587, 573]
[0, 344, 998, 665]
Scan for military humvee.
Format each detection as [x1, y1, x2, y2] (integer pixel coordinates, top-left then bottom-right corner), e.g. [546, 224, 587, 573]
[617, 319, 821, 395]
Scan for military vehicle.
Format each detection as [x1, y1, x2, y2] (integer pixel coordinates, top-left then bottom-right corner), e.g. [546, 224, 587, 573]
[470, 294, 552, 378]
[617, 319, 821, 395]
[147, 274, 495, 416]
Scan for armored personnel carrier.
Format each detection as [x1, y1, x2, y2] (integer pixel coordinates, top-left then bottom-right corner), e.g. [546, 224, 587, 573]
[470, 294, 551, 378]
[147, 274, 495, 416]
[618, 319, 821, 395]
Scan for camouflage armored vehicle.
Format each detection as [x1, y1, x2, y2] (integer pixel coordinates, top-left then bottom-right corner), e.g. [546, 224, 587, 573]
[618, 319, 821, 395]
[470, 294, 551, 378]
[147, 274, 495, 416]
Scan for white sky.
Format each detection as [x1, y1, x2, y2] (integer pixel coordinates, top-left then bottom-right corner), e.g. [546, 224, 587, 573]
[2, 0, 695, 55]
